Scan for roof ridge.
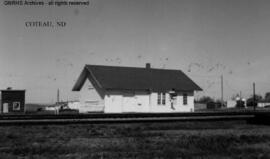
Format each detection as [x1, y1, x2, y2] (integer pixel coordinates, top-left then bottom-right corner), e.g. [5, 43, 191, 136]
[85, 64, 184, 72]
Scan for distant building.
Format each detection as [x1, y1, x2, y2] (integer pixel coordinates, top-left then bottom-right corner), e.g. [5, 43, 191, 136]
[257, 101, 270, 108]
[227, 97, 246, 108]
[72, 64, 202, 113]
[68, 101, 80, 110]
[227, 100, 237, 108]
[1, 88, 25, 113]
[194, 103, 207, 111]
[45, 102, 67, 114]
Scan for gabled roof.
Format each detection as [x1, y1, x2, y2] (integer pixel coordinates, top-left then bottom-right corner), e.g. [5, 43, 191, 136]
[72, 64, 202, 92]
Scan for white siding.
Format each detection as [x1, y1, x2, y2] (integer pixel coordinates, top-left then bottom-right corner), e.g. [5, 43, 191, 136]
[104, 94, 123, 113]
[122, 92, 150, 112]
[68, 101, 80, 110]
[177, 92, 194, 112]
[79, 80, 104, 113]
[103, 91, 195, 113]
[104, 91, 150, 113]
[150, 92, 194, 112]
[135, 93, 150, 112]
[227, 100, 237, 108]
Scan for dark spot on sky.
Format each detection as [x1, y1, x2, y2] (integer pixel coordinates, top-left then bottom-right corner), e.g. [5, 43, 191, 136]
[188, 62, 204, 72]
[208, 67, 214, 72]
[116, 57, 122, 64]
[215, 63, 226, 70]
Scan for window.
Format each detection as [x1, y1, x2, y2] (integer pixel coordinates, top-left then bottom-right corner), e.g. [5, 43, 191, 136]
[157, 93, 161, 105]
[162, 93, 166, 105]
[158, 92, 166, 105]
[88, 85, 94, 90]
[183, 93, 188, 105]
[13, 102, 20, 111]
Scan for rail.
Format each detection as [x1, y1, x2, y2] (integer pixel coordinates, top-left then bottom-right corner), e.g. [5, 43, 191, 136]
[0, 110, 268, 125]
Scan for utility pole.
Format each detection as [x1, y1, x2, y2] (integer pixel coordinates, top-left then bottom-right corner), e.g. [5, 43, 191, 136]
[57, 89, 60, 104]
[240, 91, 242, 99]
[221, 75, 224, 107]
[253, 82, 256, 111]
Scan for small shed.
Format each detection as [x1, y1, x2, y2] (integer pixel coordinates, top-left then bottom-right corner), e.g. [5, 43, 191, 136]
[227, 100, 237, 108]
[1, 88, 25, 113]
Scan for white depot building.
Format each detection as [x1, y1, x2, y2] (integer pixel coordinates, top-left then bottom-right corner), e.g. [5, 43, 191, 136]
[72, 64, 202, 113]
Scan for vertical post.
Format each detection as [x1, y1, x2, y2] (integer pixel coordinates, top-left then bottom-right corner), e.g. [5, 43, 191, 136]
[221, 75, 224, 107]
[253, 82, 256, 111]
[57, 89, 60, 104]
[240, 91, 242, 99]
[0, 92, 2, 113]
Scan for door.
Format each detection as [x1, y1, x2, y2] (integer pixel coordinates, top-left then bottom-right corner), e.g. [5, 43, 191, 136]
[172, 96, 177, 108]
[3, 103, 9, 113]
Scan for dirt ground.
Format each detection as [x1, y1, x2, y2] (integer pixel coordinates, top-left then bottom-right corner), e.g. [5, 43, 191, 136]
[0, 120, 270, 159]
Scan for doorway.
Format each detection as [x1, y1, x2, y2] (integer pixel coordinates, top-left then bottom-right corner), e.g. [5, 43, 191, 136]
[3, 103, 9, 113]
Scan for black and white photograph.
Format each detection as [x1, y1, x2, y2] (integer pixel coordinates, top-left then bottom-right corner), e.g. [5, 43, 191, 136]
[1, 0, 270, 158]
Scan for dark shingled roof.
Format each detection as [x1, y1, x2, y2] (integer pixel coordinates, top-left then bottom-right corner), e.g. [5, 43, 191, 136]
[72, 65, 202, 92]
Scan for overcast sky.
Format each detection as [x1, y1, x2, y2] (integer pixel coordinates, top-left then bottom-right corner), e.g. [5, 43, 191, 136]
[1, 0, 270, 103]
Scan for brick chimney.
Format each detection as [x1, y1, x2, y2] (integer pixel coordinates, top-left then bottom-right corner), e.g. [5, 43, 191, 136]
[146, 63, 151, 69]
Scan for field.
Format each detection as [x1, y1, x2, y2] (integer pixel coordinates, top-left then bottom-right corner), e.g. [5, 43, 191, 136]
[0, 120, 270, 158]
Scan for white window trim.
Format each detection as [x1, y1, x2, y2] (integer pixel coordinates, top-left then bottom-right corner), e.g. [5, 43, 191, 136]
[157, 93, 161, 105]
[158, 92, 166, 106]
[162, 93, 166, 105]
[183, 93, 188, 105]
[13, 102, 21, 111]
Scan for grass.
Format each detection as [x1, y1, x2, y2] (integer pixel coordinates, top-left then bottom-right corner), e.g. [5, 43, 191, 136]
[0, 120, 270, 158]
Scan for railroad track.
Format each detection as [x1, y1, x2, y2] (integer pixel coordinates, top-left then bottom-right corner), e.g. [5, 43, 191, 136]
[0, 111, 267, 125]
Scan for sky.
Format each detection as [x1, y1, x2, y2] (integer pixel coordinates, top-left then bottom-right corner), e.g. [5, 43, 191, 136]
[1, 0, 270, 103]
